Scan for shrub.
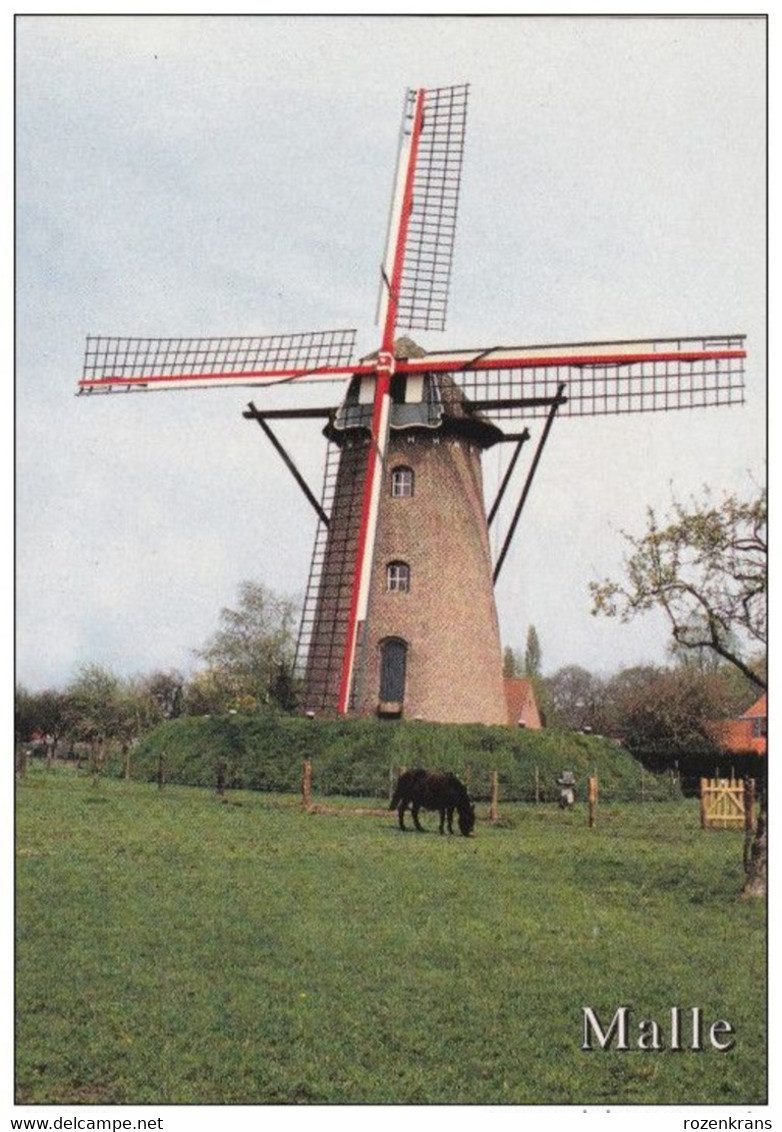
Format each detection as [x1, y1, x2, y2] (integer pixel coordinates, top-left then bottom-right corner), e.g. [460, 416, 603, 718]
[126, 715, 681, 803]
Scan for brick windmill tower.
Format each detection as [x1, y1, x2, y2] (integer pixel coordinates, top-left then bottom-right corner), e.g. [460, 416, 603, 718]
[79, 84, 746, 724]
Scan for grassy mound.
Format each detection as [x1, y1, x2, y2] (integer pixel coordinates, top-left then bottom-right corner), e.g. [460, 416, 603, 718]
[127, 714, 681, 803]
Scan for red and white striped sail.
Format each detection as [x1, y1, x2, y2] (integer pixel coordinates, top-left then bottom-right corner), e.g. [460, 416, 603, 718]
[78, 329, 357, 394]
[376, 84, 469, 334]
[402, 335, 746, 417]
[79, 328, 746, 411]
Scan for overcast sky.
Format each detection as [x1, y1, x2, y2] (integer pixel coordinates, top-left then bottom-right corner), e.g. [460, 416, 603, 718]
[15, 14, 767, 693]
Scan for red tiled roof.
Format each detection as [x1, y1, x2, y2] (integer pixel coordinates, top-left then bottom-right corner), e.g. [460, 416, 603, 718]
[743, 694, 767, 719]
[707, 695, 766, 755]
[504, 677, 543, 729]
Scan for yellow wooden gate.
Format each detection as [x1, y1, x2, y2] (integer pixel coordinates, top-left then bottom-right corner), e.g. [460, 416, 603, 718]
[700, 777, 755, 830]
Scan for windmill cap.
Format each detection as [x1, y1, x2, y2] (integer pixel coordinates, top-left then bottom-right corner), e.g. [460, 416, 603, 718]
[332, 338, 504, 448]
[359, 336, 428, 363]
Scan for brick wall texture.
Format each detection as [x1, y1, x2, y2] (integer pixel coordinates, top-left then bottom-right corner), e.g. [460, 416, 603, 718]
[303, 423, 507, 725]
[355, 431, 507, 724]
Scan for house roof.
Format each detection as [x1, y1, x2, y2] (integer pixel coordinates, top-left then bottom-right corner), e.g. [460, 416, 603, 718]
[504, 677, 543, 729]
[707, 695, 767, 756]
[742, 694, 767, 720]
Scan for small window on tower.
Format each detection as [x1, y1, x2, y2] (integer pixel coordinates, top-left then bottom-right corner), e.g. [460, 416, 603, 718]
[386, 561, 410, 593]
[391, 466, 414, 497]
[390, 373, 407, 404]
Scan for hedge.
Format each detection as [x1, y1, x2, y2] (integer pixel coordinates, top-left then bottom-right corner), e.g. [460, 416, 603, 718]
[125, 714, 682, 803]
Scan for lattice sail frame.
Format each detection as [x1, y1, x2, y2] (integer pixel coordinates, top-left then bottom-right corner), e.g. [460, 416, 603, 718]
[79, 329, 357, 393]
[414, 335, 746, 418]
[79, 330, 746, 414]
[382, 83, 469, 333]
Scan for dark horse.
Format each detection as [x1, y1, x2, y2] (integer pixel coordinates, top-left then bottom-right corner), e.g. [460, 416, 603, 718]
[390, 769, 475, 836]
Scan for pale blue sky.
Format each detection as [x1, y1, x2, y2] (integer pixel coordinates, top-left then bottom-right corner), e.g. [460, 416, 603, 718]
[15, 14, 767, 691]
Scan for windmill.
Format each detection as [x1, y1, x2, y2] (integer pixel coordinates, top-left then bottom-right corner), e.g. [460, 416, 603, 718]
[78, 83, 746, 724]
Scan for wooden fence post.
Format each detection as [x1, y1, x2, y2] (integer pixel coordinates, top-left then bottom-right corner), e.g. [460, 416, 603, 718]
[490, 771, 499, 824]
[700, 778, 708, 829]
[588, 775, 598, 828]
[302, 758, 312, 811]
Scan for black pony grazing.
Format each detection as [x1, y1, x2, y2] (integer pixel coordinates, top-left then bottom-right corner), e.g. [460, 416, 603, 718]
[390, 769, 475, 836]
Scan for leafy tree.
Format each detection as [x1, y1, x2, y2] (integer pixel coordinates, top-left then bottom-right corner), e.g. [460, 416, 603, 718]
[502, 646, 518, 678]
[15, 685, 38, 744]
[524, 625, 542, 677]
[142, 669, 185, 720]
[15, 687, 67, 747]
[544, 665, 606, 732]
[592, 482, 767, 900]
[194, 581, 299, 712]
[64, 665, 123, 746]
[605, 666, 738, 775]
[183, 666, 243, 716]
[590, 485, 766, 689]
[593, 665, 662, 737]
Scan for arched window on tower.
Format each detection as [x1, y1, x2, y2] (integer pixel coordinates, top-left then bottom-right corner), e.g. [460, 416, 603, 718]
[379, 637, 407, 711]
[386, 561, 410, 593]
[391, 466, 414, 497]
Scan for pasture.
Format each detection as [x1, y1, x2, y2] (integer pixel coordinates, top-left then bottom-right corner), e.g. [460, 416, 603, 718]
[15, 766, 766, 1105]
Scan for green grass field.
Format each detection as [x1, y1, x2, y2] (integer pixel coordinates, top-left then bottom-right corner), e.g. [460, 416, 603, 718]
[15, 766, 766, 1105]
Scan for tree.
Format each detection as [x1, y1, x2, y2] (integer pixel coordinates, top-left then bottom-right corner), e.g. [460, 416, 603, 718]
[590, 485, 766, 689]
[604, 665, 736, 779]
[142, 669, 185, 720]
[194, 581, 299, 712]
[524, 625, 542, 677]
[544, 665, 606, 732]
[15, 687, 67, 748]
[15, 686, 70, 771]
[65, 665, 123, 746]
[182, 667, 236, 716]
[591, 483, 767, 897]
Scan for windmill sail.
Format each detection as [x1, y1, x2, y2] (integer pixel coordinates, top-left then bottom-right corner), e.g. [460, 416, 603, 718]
[385, 335, 747, 418]
[378, 83, 470, 333]
[79, 329, 357, 394]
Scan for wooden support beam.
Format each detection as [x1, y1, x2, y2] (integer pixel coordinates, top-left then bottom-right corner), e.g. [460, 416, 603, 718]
[245, 402, 330, 526]
[487, 429, 530, 527]
[492, 384, 566, 584]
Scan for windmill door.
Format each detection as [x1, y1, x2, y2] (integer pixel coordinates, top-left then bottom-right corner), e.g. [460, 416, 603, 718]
[379, 638, 407, 715]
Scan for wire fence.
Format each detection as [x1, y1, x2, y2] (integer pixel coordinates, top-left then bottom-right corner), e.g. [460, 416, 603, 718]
[16, 742, 750, 820]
